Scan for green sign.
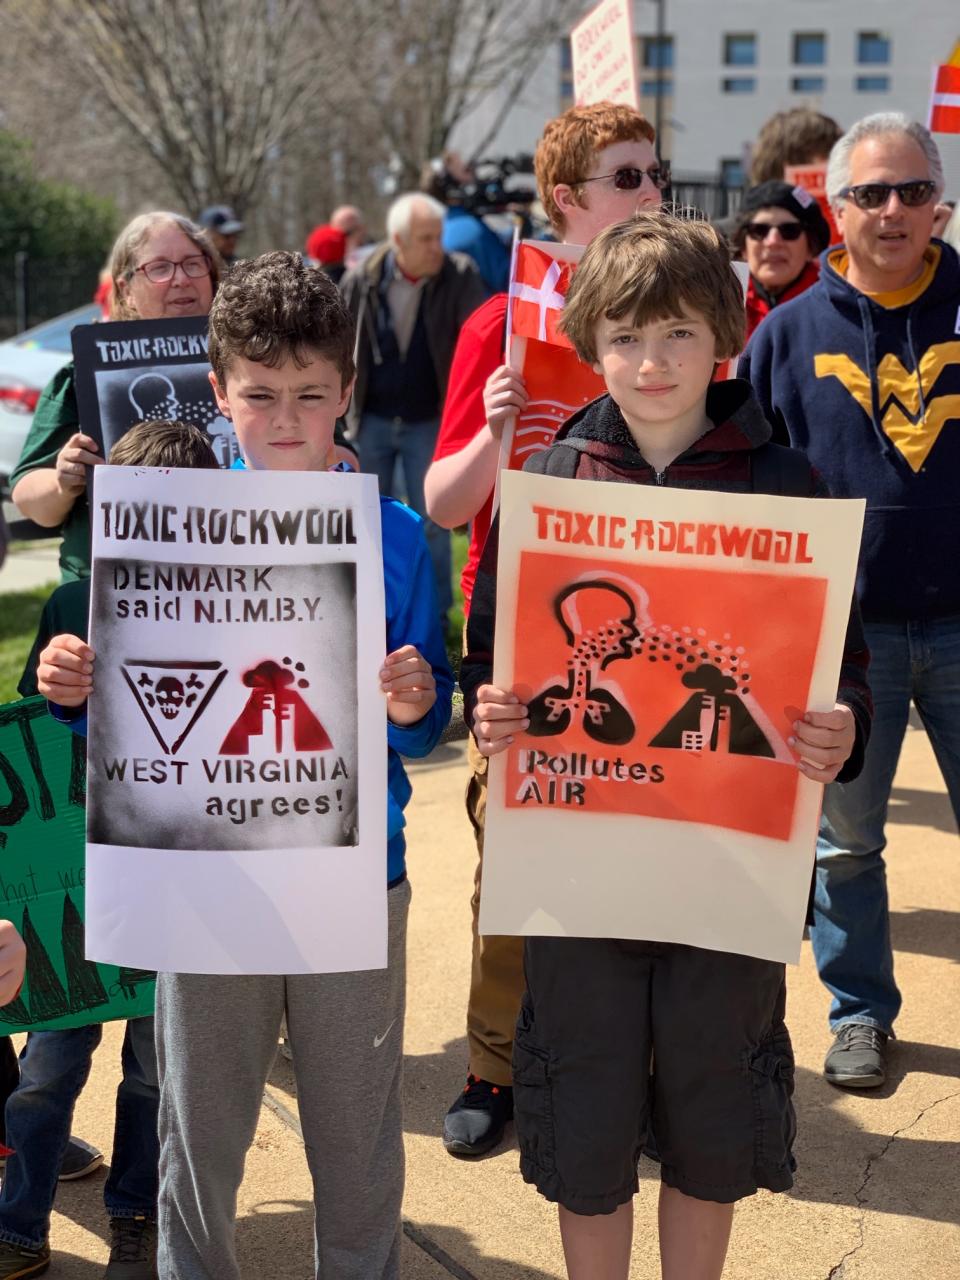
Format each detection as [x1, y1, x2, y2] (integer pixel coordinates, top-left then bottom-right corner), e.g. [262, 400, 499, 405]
[0, 697, 155, 1032]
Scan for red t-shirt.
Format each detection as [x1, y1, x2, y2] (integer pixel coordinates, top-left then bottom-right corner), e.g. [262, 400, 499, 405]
[432, 293, 507, 613]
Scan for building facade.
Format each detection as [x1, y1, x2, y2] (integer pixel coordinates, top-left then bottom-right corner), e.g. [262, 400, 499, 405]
[451, 1, 960, 189]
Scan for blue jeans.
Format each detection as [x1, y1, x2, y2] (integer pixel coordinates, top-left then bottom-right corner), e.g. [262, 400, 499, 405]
[811, 616, 960, 1036]
[0, 1018, 159, 1248]
[359, 412, 453, 619]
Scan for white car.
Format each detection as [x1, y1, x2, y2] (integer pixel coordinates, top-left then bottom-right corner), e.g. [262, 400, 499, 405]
[0, 304, 100, 493]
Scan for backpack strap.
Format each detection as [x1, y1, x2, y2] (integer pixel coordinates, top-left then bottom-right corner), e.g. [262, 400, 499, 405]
[750, 441, 814, 497]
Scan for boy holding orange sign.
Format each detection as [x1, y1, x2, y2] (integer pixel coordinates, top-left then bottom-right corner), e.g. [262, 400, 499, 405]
[460, 212, 871, 1278]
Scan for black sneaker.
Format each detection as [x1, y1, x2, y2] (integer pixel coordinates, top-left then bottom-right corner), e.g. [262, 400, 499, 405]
[442, 1074, 513, 1157]
[58, 1136, 104, 1182]
[824, 1024, 888, 1088]
[0, 1241, 49, 1279]
[104, 1216, 157, 1280]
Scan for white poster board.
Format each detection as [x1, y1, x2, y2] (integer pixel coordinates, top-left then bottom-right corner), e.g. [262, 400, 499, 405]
[85, 466, 388, 975]
[571, 0, 639, 109]
[480, 470, 865, 965]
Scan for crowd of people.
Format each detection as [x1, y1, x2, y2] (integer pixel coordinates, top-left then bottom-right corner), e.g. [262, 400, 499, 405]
[0, 92, 956, 1280]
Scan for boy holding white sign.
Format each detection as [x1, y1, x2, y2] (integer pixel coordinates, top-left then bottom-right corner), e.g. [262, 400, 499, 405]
[460, 213, 872, 1279]
[41, 255, 452, 1280]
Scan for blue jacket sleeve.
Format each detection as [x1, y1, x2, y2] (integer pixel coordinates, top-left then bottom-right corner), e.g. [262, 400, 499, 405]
[50, 704, 87, 736]
[385, 517, 453, 759]
[740, 326, 790, 446]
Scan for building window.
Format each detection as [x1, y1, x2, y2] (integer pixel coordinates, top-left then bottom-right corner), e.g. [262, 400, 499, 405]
[723, 77, 756, 94]
[643, 35, 674, 69]
[858, 31, 891, 64]
[641, 78, 673, 97]
[724, 34, 755, 66]
[793, 32, 826, 65]
[721, 158, 746, 187]
[792, 75, 825, 93]
[559, 37, 573, 102]
[856, 74, 890, 93]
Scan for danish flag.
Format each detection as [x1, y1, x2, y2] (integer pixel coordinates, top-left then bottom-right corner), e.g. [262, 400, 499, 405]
[928, 64, 960, 135]
[508, 243, 575, 349]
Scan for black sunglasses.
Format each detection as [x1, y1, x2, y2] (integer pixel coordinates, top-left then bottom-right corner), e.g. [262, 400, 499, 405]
[575, 165, 671, 192]
[840, 180, 937, 211]
[744, 221, 806, 242]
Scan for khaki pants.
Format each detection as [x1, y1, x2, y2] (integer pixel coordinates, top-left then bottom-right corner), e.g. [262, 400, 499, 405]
[465, 733, 526, 1086]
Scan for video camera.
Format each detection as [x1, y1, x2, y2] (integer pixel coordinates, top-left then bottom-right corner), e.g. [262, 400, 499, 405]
[436, 155, 537, 216]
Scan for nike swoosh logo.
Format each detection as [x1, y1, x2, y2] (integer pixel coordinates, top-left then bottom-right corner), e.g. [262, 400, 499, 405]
[373, 1020, 396, 1049]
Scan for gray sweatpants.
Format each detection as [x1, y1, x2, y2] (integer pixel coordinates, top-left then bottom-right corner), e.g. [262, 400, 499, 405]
[154, 879, 410, 1280]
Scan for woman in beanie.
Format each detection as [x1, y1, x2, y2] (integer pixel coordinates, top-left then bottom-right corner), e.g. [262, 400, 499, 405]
[733, 180, 832, 341]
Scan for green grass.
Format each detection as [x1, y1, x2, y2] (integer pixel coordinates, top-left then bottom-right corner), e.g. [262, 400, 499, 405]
[0, 584, 56, 703]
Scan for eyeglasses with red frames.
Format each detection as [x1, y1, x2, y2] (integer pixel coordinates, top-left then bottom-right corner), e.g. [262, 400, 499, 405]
[130, 254, 212, 284]
[574, 165, 672, 192]
[743, 221, 806, 242]
[839, 180, 937, 211]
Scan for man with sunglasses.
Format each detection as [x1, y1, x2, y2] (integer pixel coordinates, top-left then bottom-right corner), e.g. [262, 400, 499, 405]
[741, 112, 960, 1091]
[731, 181, 831, 341]
[425, 101, 666, 1159]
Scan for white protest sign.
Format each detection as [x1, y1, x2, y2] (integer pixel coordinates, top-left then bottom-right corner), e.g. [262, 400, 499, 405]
[571, 0, 639, 109]
[85, 466, 388, 975]
[480, 470, 865, 965]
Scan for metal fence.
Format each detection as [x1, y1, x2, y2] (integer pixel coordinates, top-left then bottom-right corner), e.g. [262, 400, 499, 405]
[0, 254, 102, 339]
[668, 176, 746, 223]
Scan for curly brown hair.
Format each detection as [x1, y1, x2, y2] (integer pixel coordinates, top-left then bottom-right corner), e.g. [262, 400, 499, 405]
[560, 212, 745, 364]
[535, 102, 656, 235]
[208, 251, 356, 388]
[749, 109, 843, 184]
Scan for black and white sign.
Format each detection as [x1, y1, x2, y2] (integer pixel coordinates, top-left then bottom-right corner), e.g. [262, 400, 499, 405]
[72, 317, 240, 467]
[85, 466, 388, 975]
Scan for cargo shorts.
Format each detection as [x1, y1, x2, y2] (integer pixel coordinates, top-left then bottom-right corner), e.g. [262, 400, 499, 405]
[512, 935, 796, 1213]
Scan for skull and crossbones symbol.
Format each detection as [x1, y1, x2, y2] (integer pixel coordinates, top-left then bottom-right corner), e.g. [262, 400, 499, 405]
[138, 670, 204, 720]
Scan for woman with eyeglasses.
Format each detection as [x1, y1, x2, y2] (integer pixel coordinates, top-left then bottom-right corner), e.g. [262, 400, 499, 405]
[10, 211, 221, 584]
[731, 181, 831, 343]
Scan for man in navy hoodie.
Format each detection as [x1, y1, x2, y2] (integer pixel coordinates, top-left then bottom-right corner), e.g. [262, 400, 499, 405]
[741, 112, 960, 1090]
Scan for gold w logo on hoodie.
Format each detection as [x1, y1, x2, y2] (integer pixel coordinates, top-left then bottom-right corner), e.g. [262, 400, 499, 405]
[815, 343, 960, 472]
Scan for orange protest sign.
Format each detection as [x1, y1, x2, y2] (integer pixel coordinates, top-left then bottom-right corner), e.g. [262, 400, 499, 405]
[571, 0, 639, 109]
[481, 470, 866, 964]
[503, 338, 605, 472]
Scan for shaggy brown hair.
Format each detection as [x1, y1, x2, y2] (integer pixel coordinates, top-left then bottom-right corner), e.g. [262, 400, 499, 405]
[208, 251, 356, 388]
[108, 420, 219, 469]
[560, 212, 745, 364]
[535, 101, 656, 235]
[749, 108, 843, 184]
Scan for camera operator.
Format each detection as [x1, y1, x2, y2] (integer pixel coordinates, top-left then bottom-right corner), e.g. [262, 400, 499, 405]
[422, 151, 532, 295]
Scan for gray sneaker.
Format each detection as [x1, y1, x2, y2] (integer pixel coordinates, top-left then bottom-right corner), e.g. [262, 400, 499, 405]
[103, 1217, 157, 1280]
[824, 1024, 888, 1088]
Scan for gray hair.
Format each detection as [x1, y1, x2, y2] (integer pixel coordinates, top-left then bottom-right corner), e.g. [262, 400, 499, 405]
[386, 193, 446, 243]
[826, 113, 945, 212]
[109, 211, 222, 319]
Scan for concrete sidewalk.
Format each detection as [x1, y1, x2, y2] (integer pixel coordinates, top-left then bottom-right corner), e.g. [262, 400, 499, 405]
[0, 538, 59, 594]
[32, 720, 959, 1278]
